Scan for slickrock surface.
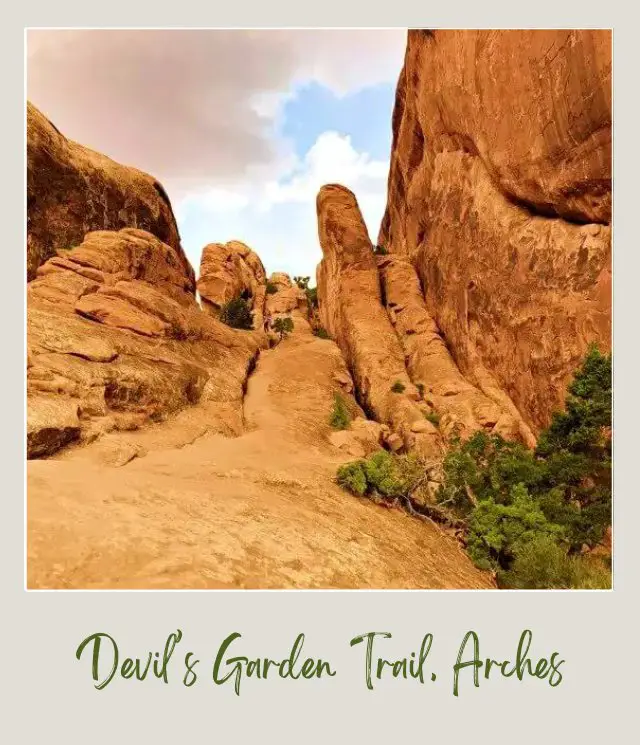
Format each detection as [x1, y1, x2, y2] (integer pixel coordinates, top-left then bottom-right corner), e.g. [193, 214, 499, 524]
[379, 30, 611, 431]
[27, 228, 261, 458]
[27, 102, 190, 282]
[197, 241, 267, 328]
[28, 305, 492, 589]
[316, 184, 440, 457]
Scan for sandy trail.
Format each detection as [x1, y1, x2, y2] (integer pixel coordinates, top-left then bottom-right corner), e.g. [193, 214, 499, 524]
[27, 311, 493, 589]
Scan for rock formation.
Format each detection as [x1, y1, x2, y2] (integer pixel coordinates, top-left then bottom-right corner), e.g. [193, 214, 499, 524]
[27, 102, 192, 283]
[265, 273, 308, 316]
[316, 184, 440, 457]
[378, 255, 534, 446]
[378, 30, 611, 432]
[197, 241, 267, 328]
[27, 228, 261, 458]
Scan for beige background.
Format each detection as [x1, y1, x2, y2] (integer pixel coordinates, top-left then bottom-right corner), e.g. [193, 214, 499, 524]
[4, 2, 638, 742]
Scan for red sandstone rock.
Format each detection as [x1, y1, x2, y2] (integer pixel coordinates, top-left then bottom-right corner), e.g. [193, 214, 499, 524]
[197, 241, 267, 328]
[27, 229, 261, 457]
[27, 101, 192, 284]
[316, 184, 440, 458]
[379, 30, 611, 431]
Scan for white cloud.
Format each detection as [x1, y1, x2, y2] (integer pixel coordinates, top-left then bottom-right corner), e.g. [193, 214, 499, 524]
[27, 30, 402, 279]
[27, 29, 405, 198]
[178, 131, 388, 279]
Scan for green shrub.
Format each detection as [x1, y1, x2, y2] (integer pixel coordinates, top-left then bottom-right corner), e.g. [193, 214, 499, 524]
[416, 383, 425, 398]
[336, 450, 423, 502]
[314, 327, 330, 339]
[424, 410, 440, 427]
[336, 460, 368, 496]
[306, 287, 318, 309]
[272, 316, 294, 339]
[373, 245, 388, 256]
[437, 346, 611, 588]
[330, 393, 351, 430]
[364, 451, 422, 499]
[499, 535, 612, 590]
[391, 380, 406, 393]
[220, 296, 253, 330]
[466, 484, 565, 573]
[266, 281, 278, 295]
[293, 276, 310, 290]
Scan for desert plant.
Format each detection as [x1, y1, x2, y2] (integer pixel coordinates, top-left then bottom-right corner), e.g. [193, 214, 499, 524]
[336, 450, 423, 502]
[373, 245, 388, 256]
[293, 276, 310, 290]
[313, 327, 330, 340]
[424, 410, 440, 427]
[336, 460, 368, 496]
[266, 281, 278, 295]
[416, 383, 425, 398]
[330, 393, 351, 430]
[391, 380, 406, 393]
[220, 296, 253, 330]
[306, 286, 318, 310]
[272, 316, 294, 340]
[333, 346, 612, 590]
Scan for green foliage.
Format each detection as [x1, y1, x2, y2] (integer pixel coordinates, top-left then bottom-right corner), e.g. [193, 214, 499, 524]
[391, 380, 406, 393]
[416, 383, 425, 398]
[336, 450, 423, 501]
[293, 276, 310, 290]
[373, 245, 388, 256]
[306, 287, 318, 309]
[466, 485, 565, 573]
[336, 460, 368, 496]
[219, 296, 253, 330]
[424, 410, 440, 427]
[314, 327, 330, 340]
[266, 281, 278, 295]
[499, 535, 611, 590]
[272, 316, 294, 339]
[438, 346, 611, 588]
[330, 393, 351, 430]
[364, 451, 422, 499]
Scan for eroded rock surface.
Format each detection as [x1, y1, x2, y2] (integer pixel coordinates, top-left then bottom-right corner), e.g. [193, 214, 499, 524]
[197, 241, 267, 328]
[379, 255, 534, 445]
[27, 102, 191, 283]
[316, 184, 439, 457]
[379, 30, 611, 431]
[265, 273, 308, 316]
[27, 228, 261, 457]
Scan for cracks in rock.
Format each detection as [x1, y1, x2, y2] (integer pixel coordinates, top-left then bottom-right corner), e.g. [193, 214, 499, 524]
[240, 347, 261, 431]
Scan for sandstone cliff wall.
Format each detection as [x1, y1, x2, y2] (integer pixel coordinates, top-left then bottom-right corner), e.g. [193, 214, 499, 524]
[378, 30, 612, 432]
[27, 102, 192, 284]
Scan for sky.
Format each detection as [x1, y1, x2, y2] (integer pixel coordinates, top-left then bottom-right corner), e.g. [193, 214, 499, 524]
[26, 30, 406, 280]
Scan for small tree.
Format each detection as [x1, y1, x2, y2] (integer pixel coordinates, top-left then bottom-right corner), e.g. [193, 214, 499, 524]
[391, 380, 406, 393]
[374, 245, 388, 256]
[330, 393, 351, 430]
[266, 281, 278, 295]
[220, 296, 253, 330]
[272, 316, 294, 340]
[293, 276, 310, 290]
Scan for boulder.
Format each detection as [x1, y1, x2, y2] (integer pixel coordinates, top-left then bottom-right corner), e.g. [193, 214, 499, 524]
[197, 241, 267, 328]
